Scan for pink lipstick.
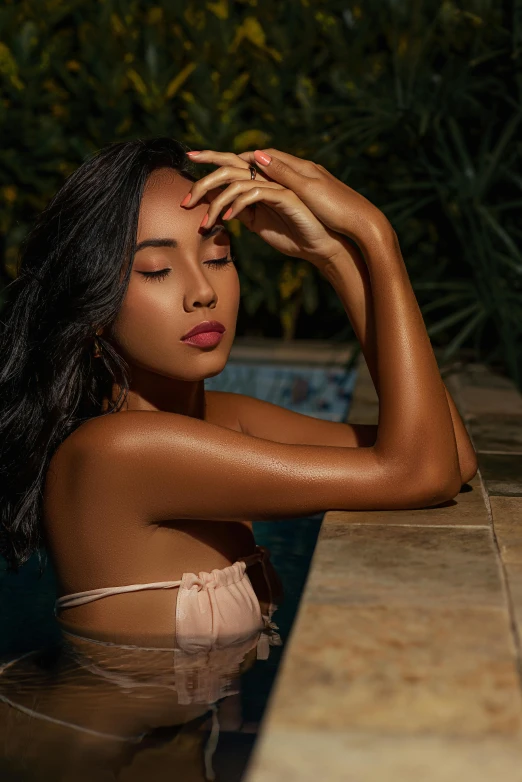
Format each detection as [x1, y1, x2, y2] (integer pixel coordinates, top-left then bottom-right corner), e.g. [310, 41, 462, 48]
[181, 320, 226, 348]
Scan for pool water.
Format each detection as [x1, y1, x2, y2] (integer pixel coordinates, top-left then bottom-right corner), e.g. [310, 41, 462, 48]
[0, 362, 356, 781]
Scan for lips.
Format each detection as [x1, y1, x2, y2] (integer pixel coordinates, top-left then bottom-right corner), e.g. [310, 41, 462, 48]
[181, 320, 226, 340]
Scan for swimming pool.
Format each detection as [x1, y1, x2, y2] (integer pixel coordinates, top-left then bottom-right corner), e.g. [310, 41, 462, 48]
[0, 361, 356, 781]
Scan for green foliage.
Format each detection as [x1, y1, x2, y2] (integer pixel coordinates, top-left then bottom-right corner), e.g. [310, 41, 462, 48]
[1, 0, 521, 387]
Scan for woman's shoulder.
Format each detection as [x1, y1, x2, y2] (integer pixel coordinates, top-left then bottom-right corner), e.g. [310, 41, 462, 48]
[48, 402, 240, 488]
[44, 413, 146, 512]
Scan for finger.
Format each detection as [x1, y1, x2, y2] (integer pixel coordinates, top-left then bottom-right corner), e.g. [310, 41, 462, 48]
[183, 164, 252, 208]
[237, 149, 321, 198]
[182, 163, 273, 208]
[200, 180, 285, 230]
[186, 150, 251, 170]
[218, 185, 301, 228]
[238, 148, 319, 178]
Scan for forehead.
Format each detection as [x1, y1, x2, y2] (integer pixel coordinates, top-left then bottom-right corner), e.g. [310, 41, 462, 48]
[137, 168, 197, 238]
[136, 167, 229, 248]
[141, 167, 191, 205]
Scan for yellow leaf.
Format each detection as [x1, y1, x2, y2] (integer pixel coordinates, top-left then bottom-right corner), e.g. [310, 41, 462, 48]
[233, 129, 272, 151]
[110, 13, 125, 36]
[0, 42, 24, 89]
[2, 186, 17, 203]
[220, 71, 249, 106]
[127, 68, 147, 96]
[230, 16, 264, 52]
[5, 255, 18, 281]
[207, 0, 228, 20]
[184, 7, 206, 29]
[279, 261, 305, 300]
[266, 46, 282, 62]
[116, 117, 132, 135]
[165, 62, 197, 99]
[66, 60, 81, 71]
[146, 7, 163, 24]
[463, 10, 483, 26]
[227, 218, 242, 237]
[51, 103, 67, 118]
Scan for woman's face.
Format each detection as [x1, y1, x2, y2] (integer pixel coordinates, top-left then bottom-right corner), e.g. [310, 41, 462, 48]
[110, 167, 240, 389]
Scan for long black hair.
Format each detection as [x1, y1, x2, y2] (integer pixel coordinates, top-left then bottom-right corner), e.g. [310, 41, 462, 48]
[0, 137, 197, 572]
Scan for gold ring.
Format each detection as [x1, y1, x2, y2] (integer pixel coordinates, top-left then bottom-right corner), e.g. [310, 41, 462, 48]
[249, 166, 257, 180]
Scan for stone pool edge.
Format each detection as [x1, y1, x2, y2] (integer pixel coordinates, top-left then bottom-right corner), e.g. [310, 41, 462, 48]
[245, 353, 522, 782]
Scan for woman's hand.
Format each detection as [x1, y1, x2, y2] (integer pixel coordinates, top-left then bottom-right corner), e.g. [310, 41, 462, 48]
[181, 149, 346, 267]
[183, 148, 390, 265]
[240, 148, 390, 255]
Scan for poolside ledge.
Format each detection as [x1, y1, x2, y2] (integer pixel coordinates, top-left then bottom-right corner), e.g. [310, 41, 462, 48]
[245, 352, 522, 782]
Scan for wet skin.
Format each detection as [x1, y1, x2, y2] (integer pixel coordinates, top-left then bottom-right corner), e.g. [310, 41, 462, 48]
[42, 149, 476, 644]
[106, 167, 241, 421]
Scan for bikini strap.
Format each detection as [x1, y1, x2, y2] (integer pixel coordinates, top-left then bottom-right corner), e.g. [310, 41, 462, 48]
[55, 545, 272, 613]
[54, 580, 183, 613]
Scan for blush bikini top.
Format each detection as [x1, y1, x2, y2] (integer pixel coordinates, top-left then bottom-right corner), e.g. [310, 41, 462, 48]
[54, 544, 282, 656]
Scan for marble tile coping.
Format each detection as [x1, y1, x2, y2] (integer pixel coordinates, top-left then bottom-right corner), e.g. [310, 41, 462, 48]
[229, 337, 357, 366]
[244, 352, 522, 782]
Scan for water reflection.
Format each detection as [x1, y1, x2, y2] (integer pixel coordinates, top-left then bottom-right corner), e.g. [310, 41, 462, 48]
[0, 621, 282, 782]
[0, 519, 323, 780]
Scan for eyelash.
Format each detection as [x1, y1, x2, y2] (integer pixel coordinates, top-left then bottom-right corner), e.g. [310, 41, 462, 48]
[140, 256, 235, 282]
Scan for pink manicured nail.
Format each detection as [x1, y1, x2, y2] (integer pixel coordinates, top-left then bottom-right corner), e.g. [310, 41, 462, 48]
[222, 207, 233, 220]
[180, 193, 192, 206]
[200, 213, 209, 228]
[186, 150, 201, 156]
[254, 150, 271, 165]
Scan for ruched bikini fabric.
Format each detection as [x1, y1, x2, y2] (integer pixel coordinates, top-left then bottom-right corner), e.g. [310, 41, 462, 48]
[54, 544, 282, 660]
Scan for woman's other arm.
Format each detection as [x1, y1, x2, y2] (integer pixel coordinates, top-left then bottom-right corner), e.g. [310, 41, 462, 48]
[321, 233, 477, 485]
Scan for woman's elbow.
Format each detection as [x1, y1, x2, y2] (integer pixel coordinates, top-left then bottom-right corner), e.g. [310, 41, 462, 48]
[459, 447, 479, 486]
[403, 464, 464, 509]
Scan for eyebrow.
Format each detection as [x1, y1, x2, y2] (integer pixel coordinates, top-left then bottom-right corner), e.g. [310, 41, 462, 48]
[134, 224, 228, 254]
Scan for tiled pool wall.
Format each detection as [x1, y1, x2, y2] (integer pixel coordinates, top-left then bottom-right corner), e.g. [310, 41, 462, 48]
[245, 354, 522, 782]
[207, 338, 358, 422]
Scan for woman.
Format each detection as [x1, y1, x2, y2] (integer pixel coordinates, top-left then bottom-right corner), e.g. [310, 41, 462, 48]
[0, 137, 477, 648]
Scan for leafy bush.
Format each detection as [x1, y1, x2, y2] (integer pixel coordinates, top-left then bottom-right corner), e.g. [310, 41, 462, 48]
[1, 0, 520, 387]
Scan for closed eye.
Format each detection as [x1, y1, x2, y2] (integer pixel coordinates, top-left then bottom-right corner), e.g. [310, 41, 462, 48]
[139, 256, 235, 282]
[205, 255, 235, 270]
[140, 269, 171, 282]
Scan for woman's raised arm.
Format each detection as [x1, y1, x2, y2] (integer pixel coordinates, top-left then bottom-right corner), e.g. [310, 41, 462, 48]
[69, 211, 461, 522]
[65, 149, 464, 523]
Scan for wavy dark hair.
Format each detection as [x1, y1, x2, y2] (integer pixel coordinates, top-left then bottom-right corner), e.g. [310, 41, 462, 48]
[0, 137, 197, 572]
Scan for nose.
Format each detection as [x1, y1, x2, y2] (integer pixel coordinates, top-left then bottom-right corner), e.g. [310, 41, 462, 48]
[183, 266, 218, 311]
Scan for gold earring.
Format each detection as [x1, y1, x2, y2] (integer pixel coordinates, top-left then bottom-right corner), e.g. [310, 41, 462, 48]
[93, 328, 103, 359]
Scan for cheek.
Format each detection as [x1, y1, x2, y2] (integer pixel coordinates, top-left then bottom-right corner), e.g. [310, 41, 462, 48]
[111, 283, 178, 356]
[225, 268, 241, 310]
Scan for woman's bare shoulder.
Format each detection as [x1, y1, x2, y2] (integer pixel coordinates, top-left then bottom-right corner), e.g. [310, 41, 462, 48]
[46, 412, 150, 502]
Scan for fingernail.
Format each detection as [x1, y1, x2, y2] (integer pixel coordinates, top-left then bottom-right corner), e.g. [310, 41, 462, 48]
[222, 207, 233, 220]
[254, 150, 271, 166]
[200, 213, 209, 228]
[187, 151, 201, 156]
[180, 193, 192, 207]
